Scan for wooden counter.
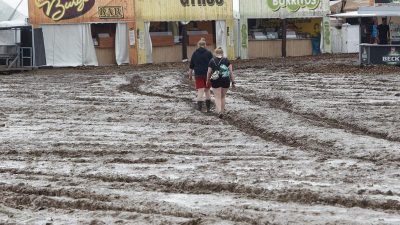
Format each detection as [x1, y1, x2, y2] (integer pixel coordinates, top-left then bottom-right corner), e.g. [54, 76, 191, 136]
[248, 39, 282, 58]
[287, 39, 313, 57]
[248, 39, 312, 58]
[152, 44, 216, 64]
[95, 47, 116, 66]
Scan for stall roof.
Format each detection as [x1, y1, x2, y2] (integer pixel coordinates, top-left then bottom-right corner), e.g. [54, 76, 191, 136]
[331, 6, 400, 17]
[0, 20, 29, 29]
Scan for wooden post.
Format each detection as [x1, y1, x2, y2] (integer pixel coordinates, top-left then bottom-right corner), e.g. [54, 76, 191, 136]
[281, 19, 287, 58]
[182, 24, 188, 61]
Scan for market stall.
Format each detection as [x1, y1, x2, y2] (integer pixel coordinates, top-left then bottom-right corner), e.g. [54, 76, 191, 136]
[332, 5, 400, 65]
[239, 0, 331, 59]
[135, 0, 234, 64]
[28, 0, 136, 66]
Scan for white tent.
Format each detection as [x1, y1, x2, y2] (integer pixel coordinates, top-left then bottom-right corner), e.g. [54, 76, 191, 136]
[0, 0, 28, 23]
[0, 0, 39, 69]
[331, 6, 400, 18]
[0, 0, 29, 46]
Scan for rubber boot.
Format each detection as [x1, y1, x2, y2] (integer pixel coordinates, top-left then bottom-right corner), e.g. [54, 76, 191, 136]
[205, 100, 211, 113]
[197, 101, 203, 111]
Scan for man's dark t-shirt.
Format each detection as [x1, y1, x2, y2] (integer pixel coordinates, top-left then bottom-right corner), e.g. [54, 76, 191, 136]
[378, 24, 390, 44]
[190, 48, 213, 77]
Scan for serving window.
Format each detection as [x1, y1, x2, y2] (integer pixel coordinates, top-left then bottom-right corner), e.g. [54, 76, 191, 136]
[91, 23, 116, 48]
[149, 21, 215, 47]
[248, 18, 322, 40]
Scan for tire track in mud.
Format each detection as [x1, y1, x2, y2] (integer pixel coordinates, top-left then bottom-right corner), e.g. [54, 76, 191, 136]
[0, 184, 114, 202]
[118, 74, 400, 164]
[118, 75, 331, 153]
[0, 190, 278, 224]
[2, 168, 399, 212]
[124, 75, 363, 159]
[0, 146, 261, 159]
[83, 174, 400, 212]
[182, 75, 400, 164]
[0, 175, 278, 224]
[234, 87, 400, 143]
[0, 190, 197, 220]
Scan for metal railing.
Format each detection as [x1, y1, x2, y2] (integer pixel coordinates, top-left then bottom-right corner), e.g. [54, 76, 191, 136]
[0, 46, 32, 69]
[20, 47, 32, 67]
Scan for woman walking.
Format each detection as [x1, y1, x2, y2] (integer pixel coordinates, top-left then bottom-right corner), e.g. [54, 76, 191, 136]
[206, 47, 236, 118]
[189, 38, 213, 112]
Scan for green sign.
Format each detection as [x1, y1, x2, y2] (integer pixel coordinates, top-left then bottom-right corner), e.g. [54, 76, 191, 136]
[267, 0, 321, 12]
[241, 24, 248, 48]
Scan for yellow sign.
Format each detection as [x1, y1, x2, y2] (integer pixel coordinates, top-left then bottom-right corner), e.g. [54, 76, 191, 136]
[98, 6, 124, 19]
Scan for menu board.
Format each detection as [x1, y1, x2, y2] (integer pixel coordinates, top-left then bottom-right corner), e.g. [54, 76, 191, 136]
[390, 23, 400, 43]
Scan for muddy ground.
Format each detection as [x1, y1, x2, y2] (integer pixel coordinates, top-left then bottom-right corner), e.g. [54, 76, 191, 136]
[0, 54, 399, 225]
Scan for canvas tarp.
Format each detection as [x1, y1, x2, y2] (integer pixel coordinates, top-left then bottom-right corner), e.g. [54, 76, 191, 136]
[144, 22, 153, 64]
[216, 20, 227, 57]
[42, 24, 98, 67]
[115, 23, 129, 65]
[0, 0, 27, 22]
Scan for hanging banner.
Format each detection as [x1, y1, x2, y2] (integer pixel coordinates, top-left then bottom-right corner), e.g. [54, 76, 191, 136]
[29, 0, 135, 25]
[267, 0, 321, 12]
[322, 16, 331, 53]
[135, 0, 233, 21]
[240, 0, 329, 18]
[34, 0, 96, 21]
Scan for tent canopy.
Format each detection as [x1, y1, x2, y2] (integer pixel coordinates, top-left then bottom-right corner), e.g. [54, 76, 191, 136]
[331, 6, 400, 17]
[0, 0, 28, 22]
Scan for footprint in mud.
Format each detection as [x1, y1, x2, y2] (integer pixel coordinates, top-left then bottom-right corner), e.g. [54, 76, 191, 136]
[89, 219, 106, 225]
[395, 93, 400, 97]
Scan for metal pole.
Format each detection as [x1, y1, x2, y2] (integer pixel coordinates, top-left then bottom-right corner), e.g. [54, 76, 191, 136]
[282, 19, 287, 58]
[182, 24, 188, 61]
[359, 17, 362, 65]
[32, 26, 36, 67]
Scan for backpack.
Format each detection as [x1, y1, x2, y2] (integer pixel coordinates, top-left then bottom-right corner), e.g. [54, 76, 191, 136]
[211, 58, 230, 80]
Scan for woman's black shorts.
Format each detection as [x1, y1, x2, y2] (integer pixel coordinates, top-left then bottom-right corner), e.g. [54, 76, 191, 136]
[211, 77, 230, 88]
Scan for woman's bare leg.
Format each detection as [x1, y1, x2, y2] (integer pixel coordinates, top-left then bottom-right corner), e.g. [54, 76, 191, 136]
[213, 87, 222, 113]
[220, 88, 229, 113]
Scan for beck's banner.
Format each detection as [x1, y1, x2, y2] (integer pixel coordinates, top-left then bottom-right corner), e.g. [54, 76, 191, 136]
[363, 45, 400, 65]
[375, 0, 400, 4]
[29, 0, 134, 24]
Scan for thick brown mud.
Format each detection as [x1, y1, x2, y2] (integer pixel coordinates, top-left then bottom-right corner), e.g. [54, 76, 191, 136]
[1, 54, 399, 225]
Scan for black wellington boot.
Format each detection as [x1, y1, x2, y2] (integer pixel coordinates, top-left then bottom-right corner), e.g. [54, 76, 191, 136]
[197, 101, 203, 111]
[205, 100, 211, 113]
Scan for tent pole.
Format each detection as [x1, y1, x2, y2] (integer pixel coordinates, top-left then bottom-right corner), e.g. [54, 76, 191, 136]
[32, 26, 36, 67]
[281, 19, 287, 58]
